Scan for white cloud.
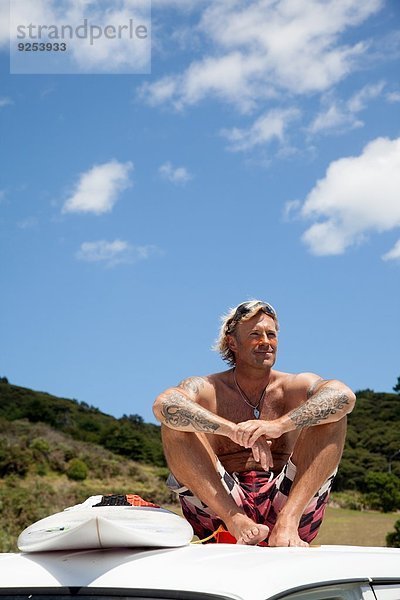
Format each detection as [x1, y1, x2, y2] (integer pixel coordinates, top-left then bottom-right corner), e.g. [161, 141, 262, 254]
[283, 199, 301, 221]
[308, 102, 362, 134]
[141, 0, 383, 111]
[299, 137, 400, 255]
[347, 81, 385, 112]
[17, 217, 38, 229]
[221, 107, 300, 152]
[152, 0, 207, 6]
[159, 161, 192, 184]
[62, 160, 133, 215]
[76, 240, 160, 268]
[386, 91, 400, 103]
[0, 97, 13, 108]
[382, 240, 400, 262]
[64, 2, 150, 73]
[308, 81, 384, 134]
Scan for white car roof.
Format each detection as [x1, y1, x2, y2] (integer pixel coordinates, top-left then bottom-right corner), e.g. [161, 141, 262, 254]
[1, 545, 400, 600]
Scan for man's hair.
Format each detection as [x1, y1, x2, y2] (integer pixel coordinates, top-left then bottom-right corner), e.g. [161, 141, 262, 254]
[214, 299, 279, 367]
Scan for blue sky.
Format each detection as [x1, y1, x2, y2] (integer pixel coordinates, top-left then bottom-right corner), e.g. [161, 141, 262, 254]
[1, 0, 399, 422]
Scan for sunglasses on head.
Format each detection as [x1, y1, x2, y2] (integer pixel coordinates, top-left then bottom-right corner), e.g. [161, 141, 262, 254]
[226, 301, 277, 333]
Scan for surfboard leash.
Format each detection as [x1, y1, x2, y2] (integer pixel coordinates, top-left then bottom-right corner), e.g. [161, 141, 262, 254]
[191, 525, 237, 544]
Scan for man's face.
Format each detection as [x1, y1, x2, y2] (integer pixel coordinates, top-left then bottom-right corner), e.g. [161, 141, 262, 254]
[228, 311, 278, 370]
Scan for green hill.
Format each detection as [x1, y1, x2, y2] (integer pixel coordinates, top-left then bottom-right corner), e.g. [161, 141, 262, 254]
[0, 380, 165, 467]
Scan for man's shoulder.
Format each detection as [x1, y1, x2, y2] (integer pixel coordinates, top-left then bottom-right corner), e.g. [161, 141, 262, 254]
[184, 369, 236, 391]
[271, 369, 296, 384]
[279, 371, 323, 393]
[176, 375, 212, 394]
[207, 369, 233, 382]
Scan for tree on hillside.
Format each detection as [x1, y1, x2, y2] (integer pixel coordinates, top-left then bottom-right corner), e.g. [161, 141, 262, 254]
[363, 471, 400, 512]
[393, 376, 400, 394]
[386, 519, 400, 547]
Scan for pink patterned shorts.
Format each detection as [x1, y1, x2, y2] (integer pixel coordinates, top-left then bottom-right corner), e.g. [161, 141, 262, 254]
[167, 458, 335, 544]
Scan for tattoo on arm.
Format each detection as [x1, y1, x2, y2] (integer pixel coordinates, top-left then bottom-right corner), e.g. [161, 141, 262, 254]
[178, 376, 206, 396]
[289, 386, 350, 428]
[161, 390, 220, 433]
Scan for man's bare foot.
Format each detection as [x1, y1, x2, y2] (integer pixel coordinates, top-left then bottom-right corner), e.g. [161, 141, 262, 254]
[226, 513, 269, 545]
[268, 522, 309, 547]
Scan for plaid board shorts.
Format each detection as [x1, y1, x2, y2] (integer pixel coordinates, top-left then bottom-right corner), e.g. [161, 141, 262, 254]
[166, 458, 336, 544]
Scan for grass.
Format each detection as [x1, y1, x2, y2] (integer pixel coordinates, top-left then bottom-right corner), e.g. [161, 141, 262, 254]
[313, 506, 399, 547]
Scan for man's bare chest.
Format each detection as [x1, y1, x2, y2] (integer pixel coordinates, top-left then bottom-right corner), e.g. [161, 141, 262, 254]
[213, 381, 288, 423]
[207, 382, 291, 453]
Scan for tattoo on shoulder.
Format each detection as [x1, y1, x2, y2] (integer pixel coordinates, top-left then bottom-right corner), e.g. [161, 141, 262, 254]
[306, 378, 325, 398]
[289, 386, 350, 428]
[177, 376, 206, 396]
[161, 390, 219, 433]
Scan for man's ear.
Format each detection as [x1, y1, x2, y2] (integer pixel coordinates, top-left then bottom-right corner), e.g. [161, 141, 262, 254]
[227, 334, 238, 352]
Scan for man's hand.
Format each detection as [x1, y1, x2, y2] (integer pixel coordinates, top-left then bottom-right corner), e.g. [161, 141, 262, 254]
[250, 436, 274, 471]
[234, 419, 285, 448]
[229, 420, 281, 470]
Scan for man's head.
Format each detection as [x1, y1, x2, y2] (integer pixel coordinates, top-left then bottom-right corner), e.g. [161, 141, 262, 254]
[215, 300, 279, 367]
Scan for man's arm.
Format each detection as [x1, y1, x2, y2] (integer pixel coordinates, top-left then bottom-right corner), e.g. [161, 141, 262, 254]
[153, 377, 235, 436]
[234, 375, 356, 448]
[153, 376, 273, 470]
[287, 377, 355, 429]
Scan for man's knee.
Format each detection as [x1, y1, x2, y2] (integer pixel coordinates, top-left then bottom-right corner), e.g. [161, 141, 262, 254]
[161, 424, 191, 445]
[161, 426, 192, 466]
[299, 417, 347, 445]
[291, 418, 347, 472]
[161, 426, 216, 468]
[322, 417, 347, 446]
[161, 426, 209, 453]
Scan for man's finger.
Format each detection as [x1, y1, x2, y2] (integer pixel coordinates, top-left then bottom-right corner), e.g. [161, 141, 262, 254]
[252, 445, 260, 463]
[260, 448, 271, 471]
[260, 440, 273, 470]
[248, 430, 265, 446]
[242, 431, 253, 447]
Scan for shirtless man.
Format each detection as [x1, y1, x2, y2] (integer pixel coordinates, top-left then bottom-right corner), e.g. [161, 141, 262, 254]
[153, 300, 355, 547]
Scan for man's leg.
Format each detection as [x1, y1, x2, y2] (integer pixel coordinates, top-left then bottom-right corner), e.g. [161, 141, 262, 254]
[162, 425, 270, 544]
[268, 418, 346, 547]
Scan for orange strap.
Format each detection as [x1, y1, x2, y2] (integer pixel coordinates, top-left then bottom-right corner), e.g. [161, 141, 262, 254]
[191, 525, 237, 544]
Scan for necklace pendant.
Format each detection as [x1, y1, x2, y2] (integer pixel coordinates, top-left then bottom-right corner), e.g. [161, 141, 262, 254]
[253, 407, 260, 419]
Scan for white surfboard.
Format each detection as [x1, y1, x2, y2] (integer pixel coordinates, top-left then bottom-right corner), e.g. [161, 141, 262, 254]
[18, 495, 194, 553]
